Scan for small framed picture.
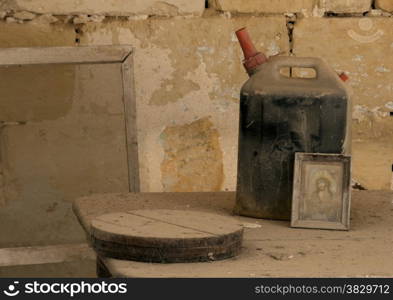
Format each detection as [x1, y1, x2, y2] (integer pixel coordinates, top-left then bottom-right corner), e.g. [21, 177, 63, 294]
[291, 153, 351, 231]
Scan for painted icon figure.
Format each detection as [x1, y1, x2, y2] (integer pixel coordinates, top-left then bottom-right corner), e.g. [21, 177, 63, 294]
[303, 177, 341, 222]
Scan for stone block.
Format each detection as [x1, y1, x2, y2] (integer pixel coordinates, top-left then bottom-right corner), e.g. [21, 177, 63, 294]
[13, 11, 36, 21]
[214, 0, 315, 14]
[375, 0, 393, 12]
[318, 0, 372, 14]
[0, 0, 206, 16]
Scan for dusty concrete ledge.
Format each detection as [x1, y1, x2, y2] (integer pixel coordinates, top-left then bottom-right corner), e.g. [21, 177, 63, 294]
[74, 190, 393, 277]
[0, 243, 96, 277]
[0, 260, 96, 277]
[0, 243, 94, 267]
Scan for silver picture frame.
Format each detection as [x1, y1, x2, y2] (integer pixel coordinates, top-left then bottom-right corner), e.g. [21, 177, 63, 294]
[291, 153, 351, 231]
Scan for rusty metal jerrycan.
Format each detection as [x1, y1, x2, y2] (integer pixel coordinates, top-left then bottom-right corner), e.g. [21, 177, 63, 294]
[234, 28, 351, 220]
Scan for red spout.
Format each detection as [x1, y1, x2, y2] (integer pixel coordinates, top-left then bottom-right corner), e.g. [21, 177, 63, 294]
[339, 72, 349, 82]
[236, 27, 267, 76]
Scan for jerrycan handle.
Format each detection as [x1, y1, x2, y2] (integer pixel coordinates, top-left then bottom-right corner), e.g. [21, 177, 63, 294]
[271, 57, 337, 83]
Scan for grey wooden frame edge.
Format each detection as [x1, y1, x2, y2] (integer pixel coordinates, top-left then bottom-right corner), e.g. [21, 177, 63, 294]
[0, 45, 133, 66]
[121, 52, 140, 193]
[0, 45, 140, 192]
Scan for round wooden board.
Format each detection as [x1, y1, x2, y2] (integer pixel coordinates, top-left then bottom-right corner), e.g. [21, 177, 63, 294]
[90, 209, 244, 263]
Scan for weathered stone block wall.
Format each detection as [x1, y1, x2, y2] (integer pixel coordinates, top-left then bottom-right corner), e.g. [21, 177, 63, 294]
[0, 0, 391, 246]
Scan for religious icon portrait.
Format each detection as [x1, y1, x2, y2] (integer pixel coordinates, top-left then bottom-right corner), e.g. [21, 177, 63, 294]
[291, 153, 351, 230]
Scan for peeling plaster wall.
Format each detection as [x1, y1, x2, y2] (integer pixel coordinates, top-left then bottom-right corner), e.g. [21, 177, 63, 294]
[0, 0, 392, 248]
[78, 16, 289, 192]
[160, 117, 224, 192]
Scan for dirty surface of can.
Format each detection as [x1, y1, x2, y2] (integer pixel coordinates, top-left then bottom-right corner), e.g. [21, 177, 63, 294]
[235, 56, 350, 220]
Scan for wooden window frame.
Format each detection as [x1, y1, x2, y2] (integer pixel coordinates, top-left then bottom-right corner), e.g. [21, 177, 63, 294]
[0, 45, 140, 192]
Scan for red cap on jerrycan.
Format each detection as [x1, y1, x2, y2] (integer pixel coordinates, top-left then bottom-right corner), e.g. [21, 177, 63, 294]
[235, 27, 268, 76]
[236, 27, 349, 82]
